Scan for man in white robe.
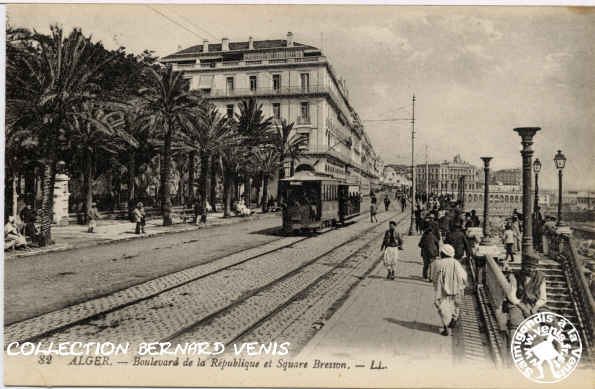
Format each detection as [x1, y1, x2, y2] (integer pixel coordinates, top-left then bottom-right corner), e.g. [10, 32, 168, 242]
[432, 244, 468, 336]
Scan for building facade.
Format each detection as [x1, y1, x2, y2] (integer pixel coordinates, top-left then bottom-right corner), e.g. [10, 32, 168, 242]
[491, 168, 522, 186]
[415, 155, 480, 196]
[382, 166, 411, 189]
[162, 33, 382, 195]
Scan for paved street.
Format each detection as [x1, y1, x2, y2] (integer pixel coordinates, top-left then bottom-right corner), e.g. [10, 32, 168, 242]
[5, 206, 405, 346]
[5, 213, 279, 324]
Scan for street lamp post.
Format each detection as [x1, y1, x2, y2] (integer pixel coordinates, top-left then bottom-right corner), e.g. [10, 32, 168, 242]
[408, 95, 416, 235]
[533, 158, 541, 216]
[554, 150, 567, 226]
[533, 158, 542, 252]
[514, 127, 541, 264]
[480, 157, 492, 243]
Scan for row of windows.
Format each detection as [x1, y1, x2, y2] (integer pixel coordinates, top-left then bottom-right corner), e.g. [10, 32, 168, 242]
[225, 73, 311, 92]
[322, 183, 338, 201]
[325, 163, 344, 177]
[225, 102, 310, 120]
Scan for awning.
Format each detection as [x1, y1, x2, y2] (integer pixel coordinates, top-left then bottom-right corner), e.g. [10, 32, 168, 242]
[198, 75, 214, 89]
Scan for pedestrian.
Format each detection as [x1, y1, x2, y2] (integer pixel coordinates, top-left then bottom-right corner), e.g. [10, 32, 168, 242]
[444, 221, 472, 261]
[432, 244, 467, 336]
[5, 216, 28, 250]
[426, 213, 441, 242]
[381, 220, 403, 280]
[20, 203, 38, 240]
[470, 209, 480, 228]
[419, 225, 440, 282]
[414, 205, 423, 233]
[502, 224, 515, 262]
[133, 202, 146, 234]
[87, 202, 100, 233]
[384, 196, 390, 212]
[401, 196, 406, 212]
[370, 193, 378, 223]
[506, 255, 547, 334]
[511, 217, 521, 253]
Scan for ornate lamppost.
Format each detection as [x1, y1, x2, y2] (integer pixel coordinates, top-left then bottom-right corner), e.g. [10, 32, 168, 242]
[514, 127, 540, 263]
[554, 150, 566, 226]
[533, 158, 541, 214]
[480, 157, 492, 243]
[533, 158, 542, 252]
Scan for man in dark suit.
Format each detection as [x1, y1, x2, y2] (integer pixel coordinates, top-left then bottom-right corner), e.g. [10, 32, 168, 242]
[445, 222, 472, 261]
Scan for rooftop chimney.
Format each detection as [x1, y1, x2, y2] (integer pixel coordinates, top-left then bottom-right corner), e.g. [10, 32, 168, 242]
[203, 39, 209, 53]
[222, 37, 229, 51]
[248, 36, 254, 50]
[286, 32, 294, 47]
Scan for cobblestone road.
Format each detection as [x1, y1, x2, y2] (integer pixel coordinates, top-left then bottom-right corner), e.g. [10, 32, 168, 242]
[5, 214, 281, 324]
[6, 205, 405, 347]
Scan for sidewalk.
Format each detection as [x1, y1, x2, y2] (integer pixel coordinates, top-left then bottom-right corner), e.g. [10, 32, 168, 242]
[5, 209, 275, 259]
[299, 226, 457, 368]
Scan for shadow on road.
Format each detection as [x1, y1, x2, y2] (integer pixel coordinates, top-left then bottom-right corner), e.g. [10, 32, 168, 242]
[384, 318, 441, 334]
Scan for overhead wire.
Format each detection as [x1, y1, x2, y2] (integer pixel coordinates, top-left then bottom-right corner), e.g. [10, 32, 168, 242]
[146, 5, 209, 41]
[167, 8, 219, 40]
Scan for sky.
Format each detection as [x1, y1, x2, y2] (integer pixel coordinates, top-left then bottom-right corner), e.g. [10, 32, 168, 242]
[6, 4, 595, 190]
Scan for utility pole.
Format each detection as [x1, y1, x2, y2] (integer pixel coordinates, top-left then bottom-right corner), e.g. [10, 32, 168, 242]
[408, 94, 416, 236]
[425, 145, 429, 201]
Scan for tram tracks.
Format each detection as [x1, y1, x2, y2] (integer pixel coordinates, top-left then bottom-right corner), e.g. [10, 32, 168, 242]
[5, 210, 405, 348]
[169, 213, 410, 354]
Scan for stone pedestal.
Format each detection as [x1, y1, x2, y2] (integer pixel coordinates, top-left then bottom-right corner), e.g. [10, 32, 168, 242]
[53, 174, 70, 225]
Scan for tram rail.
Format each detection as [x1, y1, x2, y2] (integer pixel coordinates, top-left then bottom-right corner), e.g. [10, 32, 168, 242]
[5, 209, 404, 348]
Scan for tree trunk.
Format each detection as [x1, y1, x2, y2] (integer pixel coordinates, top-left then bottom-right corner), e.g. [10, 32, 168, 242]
[188, 150, 196, 205]
[277, 154, 285, 200]
[290, 159, 295, 176]
[82, 152, 94, 224]
[160, 124, 174, 226]
[198, 152, 210, 224]
[38, 153, 58, 247]
[222, 166, 233, 218]
[127, 152, 136, 219]
[210, 155, 217, 213]
[262, 175, 269, 213]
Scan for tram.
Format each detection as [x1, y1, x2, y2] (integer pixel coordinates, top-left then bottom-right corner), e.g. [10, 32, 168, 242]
[279, 171, 361, 233]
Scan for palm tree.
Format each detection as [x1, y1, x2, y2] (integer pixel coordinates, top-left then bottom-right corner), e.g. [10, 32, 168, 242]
[235, 98, 273, 206]
[269, 119, 308, 196]
[220, 142, 249, 217]
[66, 102, 138, 220]
[180, 104, 237, 223]
[6, 25, 116, 246]
[111, 103, 158, 217]
[250, 148, 281, 212]
[138, 66, 197, 225]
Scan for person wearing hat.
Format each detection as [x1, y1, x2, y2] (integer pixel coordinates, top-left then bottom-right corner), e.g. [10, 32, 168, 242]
[506, 255, 547, 331]
[87, 202, 100, 233]
[381, 220, 403, 280]
[133, 202, 146, 234]
[432, 244, 468, 336]
[426, 213, 440, 242]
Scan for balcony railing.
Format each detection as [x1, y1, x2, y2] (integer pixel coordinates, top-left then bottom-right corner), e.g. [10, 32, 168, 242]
[296, 116, 311, 125]
[207, 84, 330, 98]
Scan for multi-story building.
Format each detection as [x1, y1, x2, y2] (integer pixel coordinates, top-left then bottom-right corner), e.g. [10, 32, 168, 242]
[491, 168, 522, 186]
[415, 155, 480, 196]
[162, 32, 382, 195]
[382, 166, 411, 189]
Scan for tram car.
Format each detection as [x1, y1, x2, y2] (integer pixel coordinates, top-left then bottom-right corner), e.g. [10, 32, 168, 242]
[279, 171, 361, 232]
